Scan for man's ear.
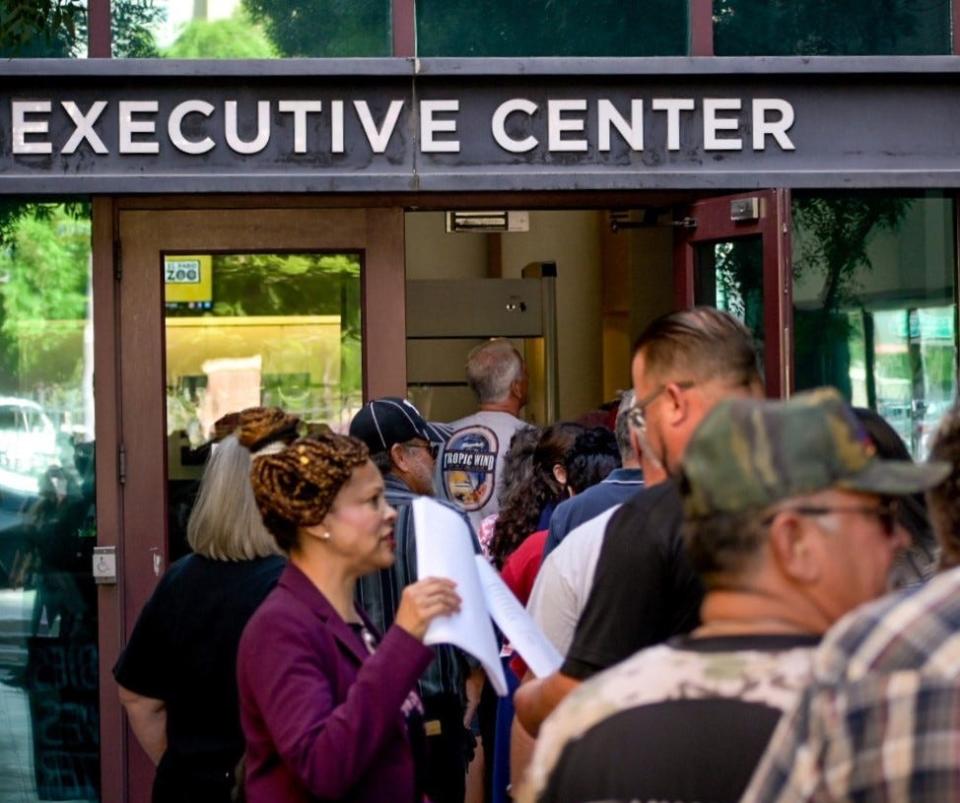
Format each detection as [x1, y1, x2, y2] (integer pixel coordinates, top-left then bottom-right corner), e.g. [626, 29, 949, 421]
[552, 463, 567, 487]
[664, 382, 691, 427]
[768, 512, 821, 585]
[389, 442, 409, 473]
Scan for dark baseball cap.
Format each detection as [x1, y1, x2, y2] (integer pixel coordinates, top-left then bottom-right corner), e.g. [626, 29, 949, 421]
[349, 397, 446, 455]
[681, 388, 950, 519]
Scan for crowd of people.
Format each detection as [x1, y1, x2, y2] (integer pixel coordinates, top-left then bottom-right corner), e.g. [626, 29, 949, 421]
[113, 308, 960, 803]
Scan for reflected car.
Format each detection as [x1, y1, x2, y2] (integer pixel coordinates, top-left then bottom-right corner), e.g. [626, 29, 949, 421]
[0, 398, 58, 495]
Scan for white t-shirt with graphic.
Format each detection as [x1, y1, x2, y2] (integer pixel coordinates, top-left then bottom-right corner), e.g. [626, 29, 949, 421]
[439, 410, 526, 534]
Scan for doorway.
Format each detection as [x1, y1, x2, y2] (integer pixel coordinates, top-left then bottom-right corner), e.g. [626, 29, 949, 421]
[110, 203, 404, 802]
[403, 191, 790, 427]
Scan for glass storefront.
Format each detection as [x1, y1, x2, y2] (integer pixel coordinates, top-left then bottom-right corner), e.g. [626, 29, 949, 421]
[793, 193, 957, 459]
[714, 0, 952, 56]
[416, 0, 688, 56]
[0, 202, 98, 801]
[114, 0, 391, 58]
[163, 250, 362, 558]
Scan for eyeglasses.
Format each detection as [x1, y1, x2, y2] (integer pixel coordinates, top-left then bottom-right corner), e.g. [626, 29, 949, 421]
[406, 441, 440, 460]
[627, 380, 696, 432]
[769, 499, 901, 537]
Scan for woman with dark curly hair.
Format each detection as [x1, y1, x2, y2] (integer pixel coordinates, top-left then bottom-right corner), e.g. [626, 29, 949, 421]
[238, 434, 461, 803]
[489, 422, 584, 571]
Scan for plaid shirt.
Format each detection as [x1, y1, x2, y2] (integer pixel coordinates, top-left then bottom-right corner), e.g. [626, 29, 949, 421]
[355, 474, 478, 700]
[743, 566, 960, 802]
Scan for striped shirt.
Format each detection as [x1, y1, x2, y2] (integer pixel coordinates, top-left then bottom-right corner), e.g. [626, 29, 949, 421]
[743, 566, 960, 802]
[355, 474, 477, 700]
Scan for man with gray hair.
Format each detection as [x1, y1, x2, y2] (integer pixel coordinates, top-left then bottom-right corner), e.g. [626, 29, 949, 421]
[440, 338, 529, 532]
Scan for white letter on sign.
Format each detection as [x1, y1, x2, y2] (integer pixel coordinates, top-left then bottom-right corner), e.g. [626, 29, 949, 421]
[61, 101, 109, 154]
[420, 99, 460, 153]
[703, 98, 742, 151]
[651, 98, 694, 151]
[12, 100, 52, 154]
[492, 99, 538, 153]
[548, 99, 588, 152]
[752, 99, 795, 151]
[168, 100, 215, 155]
[225, 100, 271, 154]
[278, 100, 323, 153]
[354, 100, 404, 154]
[598, 99, 643, 151]
[119, 100, 159, 154]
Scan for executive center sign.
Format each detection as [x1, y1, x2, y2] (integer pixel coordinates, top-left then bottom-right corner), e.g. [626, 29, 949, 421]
[10, 96, 795, 158]
[0, 58, 957, 192]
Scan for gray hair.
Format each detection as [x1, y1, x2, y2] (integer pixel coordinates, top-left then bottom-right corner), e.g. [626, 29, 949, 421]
[465, 339, 524, 404]
[187, 434, 283, 561]
[614, 390, 637, 463]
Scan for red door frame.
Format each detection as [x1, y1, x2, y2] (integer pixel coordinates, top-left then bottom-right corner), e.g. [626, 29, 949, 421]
[111, 204, 405, 801]
[673, 189, 793, 398]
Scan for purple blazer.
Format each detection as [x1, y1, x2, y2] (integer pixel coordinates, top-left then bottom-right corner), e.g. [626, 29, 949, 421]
[237, 563, 434, 802]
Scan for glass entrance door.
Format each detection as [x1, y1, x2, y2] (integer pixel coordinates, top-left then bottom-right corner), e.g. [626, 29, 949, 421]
[114, 204, 404, 801]
[674, 190, 791, 397]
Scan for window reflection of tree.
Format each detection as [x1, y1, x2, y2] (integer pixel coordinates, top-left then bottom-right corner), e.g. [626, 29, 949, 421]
[792, 196, 910, 400]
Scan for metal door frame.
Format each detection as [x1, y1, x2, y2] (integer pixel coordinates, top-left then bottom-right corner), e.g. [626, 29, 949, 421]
[674, 189, 793, 397]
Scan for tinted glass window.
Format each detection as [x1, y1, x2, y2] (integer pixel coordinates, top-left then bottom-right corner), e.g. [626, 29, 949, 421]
[0, 1, 89, 57]
[113, 0, 391, 58]
[164, 251, 362, 558]
[417, 0, 688, 56]
[714, 0, 951, 56]
[793, 194, 956, 459]
[0, 202, 99, 801]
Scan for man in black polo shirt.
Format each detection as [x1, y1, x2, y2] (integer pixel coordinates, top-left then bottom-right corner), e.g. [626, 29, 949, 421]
[515, 307, 765, 735]
[518, 389, 939, 803]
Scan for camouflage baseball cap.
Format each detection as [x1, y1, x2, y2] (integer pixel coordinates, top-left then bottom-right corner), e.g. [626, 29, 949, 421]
[681, 387, 950, 519]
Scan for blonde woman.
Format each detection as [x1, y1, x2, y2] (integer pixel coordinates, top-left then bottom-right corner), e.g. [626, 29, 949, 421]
[114, 407, 298, 803]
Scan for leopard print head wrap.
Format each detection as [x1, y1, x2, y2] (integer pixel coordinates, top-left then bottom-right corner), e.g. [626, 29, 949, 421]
[251, 434, 369, 551]
[219, 406, 301, 453]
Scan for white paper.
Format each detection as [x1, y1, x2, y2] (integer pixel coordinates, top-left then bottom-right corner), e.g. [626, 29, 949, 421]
[412, 498, 508, 696]
[473, 557, 564, 678]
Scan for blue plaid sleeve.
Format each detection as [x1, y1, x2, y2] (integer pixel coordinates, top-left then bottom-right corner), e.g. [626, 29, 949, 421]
[743, 671, 960, 802]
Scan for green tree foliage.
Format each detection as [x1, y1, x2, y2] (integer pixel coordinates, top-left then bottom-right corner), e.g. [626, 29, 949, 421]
[0, 0, 164, 57]
[242, 0, 390, 56]
[0, 0, 84, 56]
[107, 0, 165, 57]
[0, 205, 91, 390]
[713, 0, 950, 55]
[165, 11, 276, 58]
[792, 196, 911, 396]
[416, 0, 686, 56]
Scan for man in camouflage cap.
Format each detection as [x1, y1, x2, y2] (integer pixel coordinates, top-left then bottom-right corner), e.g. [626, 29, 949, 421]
[519, 388, 947, 803]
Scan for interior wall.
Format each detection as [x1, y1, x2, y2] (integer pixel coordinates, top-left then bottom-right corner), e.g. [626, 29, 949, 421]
[404, 212, 488, 279]
[628, 222, 675, 348]
[499, 211, 604, 421]
[404, 209, 669, 425]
